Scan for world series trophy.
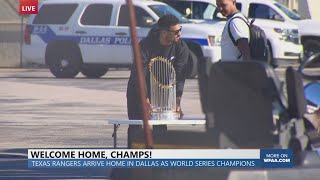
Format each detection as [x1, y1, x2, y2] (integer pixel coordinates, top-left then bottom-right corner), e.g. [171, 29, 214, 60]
[148, 56, 179, 120]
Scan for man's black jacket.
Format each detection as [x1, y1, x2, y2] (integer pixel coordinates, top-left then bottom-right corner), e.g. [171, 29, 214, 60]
[127, 28, 189, 100]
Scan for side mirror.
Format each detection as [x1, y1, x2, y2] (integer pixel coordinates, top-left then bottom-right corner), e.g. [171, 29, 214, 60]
[213, 10, 227, 21]
[185, 8, 192, 18]
[298, 53, 320, 80]
[141, 17, 155, 27]
[216, 12, 226, 20]
[272, 14, 284, 21]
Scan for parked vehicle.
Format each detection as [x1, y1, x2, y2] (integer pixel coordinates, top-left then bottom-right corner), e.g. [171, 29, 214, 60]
[160, 0, 303, 63]
[235, 0, 320, 58]
[23, 0, 224, 78]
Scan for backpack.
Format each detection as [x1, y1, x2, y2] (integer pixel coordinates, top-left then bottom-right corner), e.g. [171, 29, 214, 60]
[228, 16, 270, 63]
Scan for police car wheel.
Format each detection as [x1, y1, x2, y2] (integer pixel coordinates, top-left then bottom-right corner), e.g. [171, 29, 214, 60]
[186, 51, 198, 79]
[81, 65, 109, 78]
[303, 39, 320, 59]
[48, 49, 81, 78]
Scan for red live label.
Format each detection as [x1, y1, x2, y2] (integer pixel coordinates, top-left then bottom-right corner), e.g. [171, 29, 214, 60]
[20, 0, 38, 14]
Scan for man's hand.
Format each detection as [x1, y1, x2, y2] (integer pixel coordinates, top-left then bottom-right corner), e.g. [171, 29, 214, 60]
[238, 38, 251, 60]
[146, 98, 152, 113]
[176, 105, 184, 119]
[176, 97, 184, 119]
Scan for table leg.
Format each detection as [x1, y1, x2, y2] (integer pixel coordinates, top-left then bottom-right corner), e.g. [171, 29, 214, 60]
[114, 124, 117, 148]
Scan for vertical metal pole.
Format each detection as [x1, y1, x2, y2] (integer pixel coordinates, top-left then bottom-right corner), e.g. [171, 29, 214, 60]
[126, 0, 153, 149]
[20, 16, 23, 68]
[113, 124, 117, 148]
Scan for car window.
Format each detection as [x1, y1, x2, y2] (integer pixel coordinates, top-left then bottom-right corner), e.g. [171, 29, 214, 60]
[274, 2, 301, 20]
[162, 1, 216, 20]
[148, 4, 189, 23]
[236, 3, 242, 11]
[193, 2, 217, 20]
[159, 1, 191, 18]
[248, 3, 283, 21]
[80, 4, 113, 26]
[118, 5, 155, 27]
[33, 4, 78, 24]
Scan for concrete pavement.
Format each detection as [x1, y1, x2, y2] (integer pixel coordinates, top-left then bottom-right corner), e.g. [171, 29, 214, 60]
[0, 68, 205, 179]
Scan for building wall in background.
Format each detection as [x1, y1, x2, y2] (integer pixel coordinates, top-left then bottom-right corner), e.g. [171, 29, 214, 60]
[305, 0, 320, 21]
[0, 0, 22, 68]
[278, 0, 320, 21]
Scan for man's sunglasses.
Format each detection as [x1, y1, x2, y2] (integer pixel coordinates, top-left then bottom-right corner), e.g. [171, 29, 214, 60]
[167, 26, 182, 35]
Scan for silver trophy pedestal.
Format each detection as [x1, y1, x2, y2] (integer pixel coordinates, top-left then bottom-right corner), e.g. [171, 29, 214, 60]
[150, 110, 179, 120]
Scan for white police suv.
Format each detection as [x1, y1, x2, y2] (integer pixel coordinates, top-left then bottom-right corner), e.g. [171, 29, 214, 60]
[23, 0, 223, 78]
[235, 0, 320, 58]
[159, 0, 303, 64]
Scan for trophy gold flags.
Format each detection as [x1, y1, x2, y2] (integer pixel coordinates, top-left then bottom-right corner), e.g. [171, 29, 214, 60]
[148, 56, 179, 120]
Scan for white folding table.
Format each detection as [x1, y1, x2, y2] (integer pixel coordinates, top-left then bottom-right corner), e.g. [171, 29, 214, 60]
[108, 119, 206, 148]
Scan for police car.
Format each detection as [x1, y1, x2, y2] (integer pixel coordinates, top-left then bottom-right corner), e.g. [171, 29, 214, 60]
[159, 0, 303, 63]
[23, 0, 223, 78]
[235, 0, 320, 58]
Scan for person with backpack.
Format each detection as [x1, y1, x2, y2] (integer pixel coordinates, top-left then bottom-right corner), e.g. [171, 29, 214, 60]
[217, 0, 272, 64]
[216, 0, 251, 61]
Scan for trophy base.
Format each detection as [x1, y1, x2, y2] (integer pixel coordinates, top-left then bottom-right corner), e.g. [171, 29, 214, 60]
[150, 111, 179, 120]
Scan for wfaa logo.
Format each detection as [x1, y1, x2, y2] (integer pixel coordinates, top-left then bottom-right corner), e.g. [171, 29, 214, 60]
[19, 0, 38, 15]
[260, 149, 294, 168]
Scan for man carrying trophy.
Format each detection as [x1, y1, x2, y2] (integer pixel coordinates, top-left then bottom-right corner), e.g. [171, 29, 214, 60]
[126, 14, 189, 121]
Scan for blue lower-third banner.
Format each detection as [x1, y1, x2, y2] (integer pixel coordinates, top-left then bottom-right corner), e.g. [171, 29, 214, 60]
[28, 159, 261, 168]
[27, 149, 294, 168]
